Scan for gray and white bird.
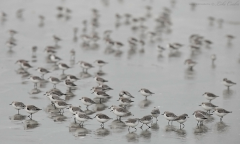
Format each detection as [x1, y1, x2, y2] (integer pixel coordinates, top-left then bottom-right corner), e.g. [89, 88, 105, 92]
[199, 102, 218, 113]
[10, 101, 25, 114]
[151, 107, 160, 122]
[202, 92, 219, 102]
[162, 111, 177, 125]
[45, 89, 66, 97]
[45, 93, 64, 105]
[28, 76, 42, 88]
[117, 97, 134, 107]
[109, 105, 130, 121]
[74, 111, 93, 127]
[92, 90, 110, 103]
[94, 60, 108, 69]
[192, 111, 208, 126]
[193, 110, 213, 119]
[222, 78, 236, 89]
[213, 108, 232, 121]
[139, 115, 153, 129]
[58, 63, 70, 74]
[125, 118, 140, 132]
[79, 97, 96, 109]
[50, 54, 62, 63]
[24, 105, 42, 120]
[173, 114, 189, 129]
[67, 105, 83, 123]
[54, 101, 71, 113]
[48, 76, 61, 88]
[36, 67, 50, 79]
[94, 113, 112, 128]
[64, 79, 77, 90]
[184, 59, 197, 70]
[66, 75, 80, 82]
[94, 76, 108, 85]
[138, 88, 154, 99]
[77, 61, 94, 72]
[119, 90, 134, 99]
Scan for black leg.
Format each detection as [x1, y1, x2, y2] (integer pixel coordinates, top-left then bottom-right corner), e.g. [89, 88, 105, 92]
[182, 123, 185, 129]
[74, 118, 76, 123]
[86, 105, 89, 110]
[100, 98, 101, 104]
[128, 126, 130, 132]
[17, 110, 19, 115]
[168, 120, 170, 125]
[146, 124, 151, 128]
[140, 123, 144, 129]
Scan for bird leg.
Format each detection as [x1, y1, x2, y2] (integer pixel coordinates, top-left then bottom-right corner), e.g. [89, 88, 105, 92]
[17, 109, 19, 115]
[146, 124, 151, 128]
[74, 118, 76, 124]
[140, 123, 144, 129]
[86, 105, 89, 110]
[168, 120, 170, 125]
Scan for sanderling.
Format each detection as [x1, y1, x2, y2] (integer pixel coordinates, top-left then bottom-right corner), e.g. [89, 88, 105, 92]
[58, 63, 70, 74]
[157, 45, 165, 53]
[28, 76, 42, 88]
[151, 107, 160, 122]
[119, 90, 134, 99]
[199, 102, 218, 113]
[66, 75, 80, 82]
[202, 92, 219, 102]
[211, 54, 216, 63]
[139, 115, 153, 129]
[193, 110, 213, 118]
[77, 61, 94, 72]
[24, 105, 41, 120]
[184, 59, 197, 70]
[50, 54, 62, 63]
[117, 97, 134, 108]
[48, 76, 61, 88]
[94, 76, 108, 85]
[92, 90, 110, 103]
[91, 86, 112, 92]
[99, 84, 113, 91]
[94, 60, 108, 69]
[138, 88, 154, 99]
[74, 111, 92, 127]
[109, 105, 129, 121]
[45, 93, 64, 105]
[193, 111, 207, 126]
[17, 61, 32, 71]
[125, 118, 140, 132]
[67, 105, 83, 123]
[213, 108, 232, 121]
[10, 101, 25, 114]
[36, 67, 49, 79]
[173, 114, 189, 129]
[222, 78, 236, 89]
[46, 89, 66, 97]
[64, 79, 77, 90]
[79, 97, 96, 109]
[54, 101, 71, 113]
[94, 113, 112, 128]
[162, 111, 177, 125]
[15, 59, 28, 66]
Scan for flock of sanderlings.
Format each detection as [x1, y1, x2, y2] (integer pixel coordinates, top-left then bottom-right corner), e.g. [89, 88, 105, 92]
[2, 0, 238, 135]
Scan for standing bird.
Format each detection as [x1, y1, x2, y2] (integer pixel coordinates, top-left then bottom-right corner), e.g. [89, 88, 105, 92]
[48, 76, 61, 88]
[10, 101, 25, 114]
[139, 115, 153, 129]
[77, 61, 94, 73]
[50, 54, 62, 63]
[67, 105, 83, 123]
[151, 107, 160, 122]
[94, 113, 112, 128]
[125, 118, 140, 132]
[109, 105, 129, 121]
[222, 78, 236, 90]
[193, 111, 208, 126]
[199, 102, 218, 113]
[119, 90, 134, 99]
[66, 75, 80, 82]
[94, 76, 108, 85]
[74, 111, 92, 127]
[58, 63, 70, 74]
[36, 67, 50, 79]
[211, 54, 216, 63]
[173, 114, 189, 129]
[162, 111, 177, 125]
[24, 105, 42, 120]
[213, 108, 232, 121]
[138, 88, 154, 100]
[117, 97, 134, 108]
[28, 76, 42, 89]
[79, 97, 96, 109]
[64, 79, 77, 90]
[202, 92, 219, 102]
[92, 90, 110, 103]
[94, 60, 108, 70]
[184, 59, 197, 70]
[54, 101, 71, 114]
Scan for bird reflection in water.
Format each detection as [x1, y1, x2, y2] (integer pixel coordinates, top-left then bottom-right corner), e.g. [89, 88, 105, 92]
[140, 129, 151, 139]
[194, 125, 209, 134]
[95, 128, 110, 137]
[109, 119, 126, 133]
[222, 89, 234, 99]
[151, 122, 159, 131]
[175, 128, 187, 138]
[125, 132, 139, 142]
[79, 71, 92, 79]
[95, 70, 106, 77]
[184, 68, 196, 80]
[44, 104, 67, 122]
[28, 88, 41, 95]
[165, 125, 177, 132]
[60, 73, 67, 80]
[23, 119, 39, 130]
[138, 99, 152, 108]
[215, 121, 229, 133]
[9, 114, 26, 121]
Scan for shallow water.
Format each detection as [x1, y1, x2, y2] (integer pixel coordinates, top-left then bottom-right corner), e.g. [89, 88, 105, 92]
[0, 0, 240, 144]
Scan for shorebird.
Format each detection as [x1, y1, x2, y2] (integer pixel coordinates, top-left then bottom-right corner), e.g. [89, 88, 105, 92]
[28, 76, 42, 88]
[173, 114, 189, 129]
[36, 67, 50, 79]
[184, 59, 197, 70]
[79, 97, 96, 109]
[213, 108, 232, 121]
[67, 105, 83, 123]
[10, 101, 25, 114]
[109, 105, 129, 121]
[58, 63, 70, 74]
[139, 115, 153, 129]
[151, 107, 160, 122]
[92, 90, 110, 103]
[162, 111, 177, 125]
[77, 61, 94, 72]
[199, 102, 218, 113]
[119, 91, 134, 99]
[138, 88, 154, 100]
[202, 92, 219, 102]
[54, 101, 71, 114]
[222, 78, 236, 90]
[94, 113, 112, 128]
[66, 75, 80, 82]
[117, 97, 134, 108]
[74, 111, 92, 127]
[94, 76, 108, 85]
[48, 76, 61, 88]
[193, 111, 208, 126]
[94, 60, 108, 69]
[24, 105, 42, 120]
[125, 118, 140, 132]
